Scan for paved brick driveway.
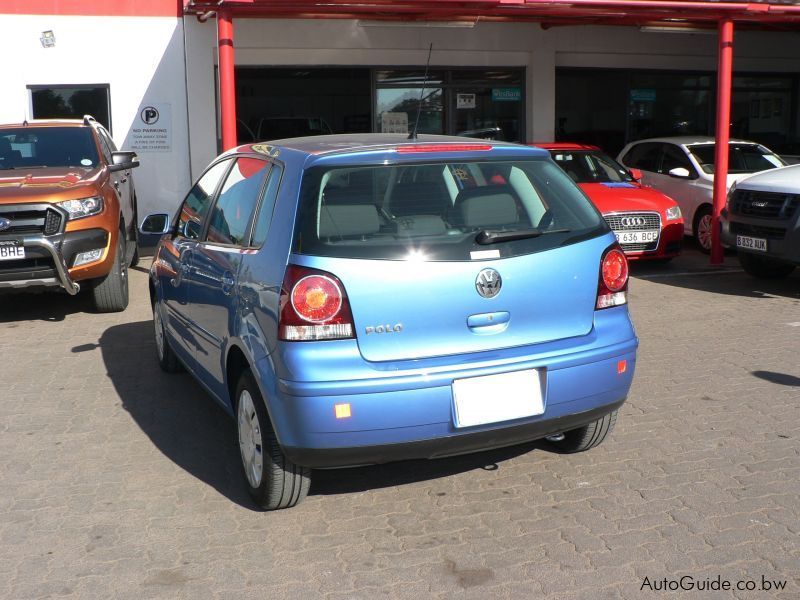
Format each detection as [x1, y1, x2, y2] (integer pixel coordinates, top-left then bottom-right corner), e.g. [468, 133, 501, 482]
[1, 250, 798, 599]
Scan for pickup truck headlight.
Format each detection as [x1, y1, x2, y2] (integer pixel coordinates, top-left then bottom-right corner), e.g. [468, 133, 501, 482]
[57, 196, 104, 220]
[665, 205, 682, 221]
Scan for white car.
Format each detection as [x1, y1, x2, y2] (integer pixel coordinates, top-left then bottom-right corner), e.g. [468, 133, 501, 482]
[617, 136, 786, 251]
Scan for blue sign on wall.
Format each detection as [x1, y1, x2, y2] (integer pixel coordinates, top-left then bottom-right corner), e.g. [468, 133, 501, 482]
[492, 88, 521, 102]
[630, 89, 657, 102]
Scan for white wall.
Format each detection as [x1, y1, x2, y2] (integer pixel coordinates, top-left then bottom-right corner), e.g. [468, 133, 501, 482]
[0, 15, 191, 219]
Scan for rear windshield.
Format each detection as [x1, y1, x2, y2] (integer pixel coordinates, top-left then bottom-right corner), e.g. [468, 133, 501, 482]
[688, 143, 785, 174]
[549, 150, 631, 184]
[292, 159, 606, 261]
[0, 127, 100, 170]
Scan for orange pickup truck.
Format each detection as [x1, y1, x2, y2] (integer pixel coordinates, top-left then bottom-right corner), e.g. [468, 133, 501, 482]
[0, 116, 140, 311]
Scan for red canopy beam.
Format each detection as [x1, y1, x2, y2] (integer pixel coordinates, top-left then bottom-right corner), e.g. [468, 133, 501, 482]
[217, 8, 238, 151]
[710, 18, 733, 265]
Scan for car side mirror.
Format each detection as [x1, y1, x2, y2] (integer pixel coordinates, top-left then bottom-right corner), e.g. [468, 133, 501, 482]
[628, 168, 643, 182]
[668, 167, 692, 179]
[109, 151, 139, 172]
[140, 213, 171, 235]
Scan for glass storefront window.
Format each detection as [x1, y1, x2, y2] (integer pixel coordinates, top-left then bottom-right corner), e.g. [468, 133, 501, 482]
[375, 68, 524, 141]
[556, 67, 799, 157]
[376, 88, 444, 135]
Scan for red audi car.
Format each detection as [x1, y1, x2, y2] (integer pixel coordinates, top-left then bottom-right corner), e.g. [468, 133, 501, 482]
[533, 143, 684, 261]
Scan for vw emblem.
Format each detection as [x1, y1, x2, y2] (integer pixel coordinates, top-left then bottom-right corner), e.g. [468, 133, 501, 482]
[0, 217, 11, 232]
[620, 216, 647, 228]
[476, 268, 502, 299]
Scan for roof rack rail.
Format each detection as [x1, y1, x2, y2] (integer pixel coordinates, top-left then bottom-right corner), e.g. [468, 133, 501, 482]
[83, 114, 97, 126]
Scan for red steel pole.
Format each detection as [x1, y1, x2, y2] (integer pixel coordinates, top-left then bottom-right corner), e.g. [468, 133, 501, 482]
[710, 18, 733, 265]
[217, 8, 237, 151]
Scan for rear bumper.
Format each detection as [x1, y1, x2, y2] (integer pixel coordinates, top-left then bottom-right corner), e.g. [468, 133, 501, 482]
[284, 398, 625, 468]
[259, 307, 637, 468]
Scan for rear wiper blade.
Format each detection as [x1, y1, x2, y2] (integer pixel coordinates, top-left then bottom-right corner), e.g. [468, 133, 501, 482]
[475, 228, 571, 245]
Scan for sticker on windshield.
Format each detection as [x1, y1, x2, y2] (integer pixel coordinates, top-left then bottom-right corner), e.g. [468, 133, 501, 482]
[80, 158, 92, 166]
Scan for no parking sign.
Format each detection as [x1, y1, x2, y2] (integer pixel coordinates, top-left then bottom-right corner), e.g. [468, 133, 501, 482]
[131, 103, 172, 153]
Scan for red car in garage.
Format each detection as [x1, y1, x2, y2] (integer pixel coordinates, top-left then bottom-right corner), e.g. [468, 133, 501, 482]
[533, 143, 684, 261]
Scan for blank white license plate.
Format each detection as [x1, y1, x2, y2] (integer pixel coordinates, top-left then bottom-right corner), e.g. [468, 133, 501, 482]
[615, 230, 659, 244]
[452, 369, 544, 428]
[0, 243, 24, 261]
[736, 234, 767, 252]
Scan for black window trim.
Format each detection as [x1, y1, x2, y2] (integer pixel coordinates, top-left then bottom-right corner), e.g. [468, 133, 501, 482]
[247, 158, 285, 250]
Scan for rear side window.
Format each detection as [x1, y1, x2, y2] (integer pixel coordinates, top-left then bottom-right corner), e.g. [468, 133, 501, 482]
[622, 143, 662, 172]
[206, 157, 269, 246]
[251, 163, 283, 247]
[177, 158, 232, 239]
[660, 144, 694, 175]
[292, 159, 606, 261]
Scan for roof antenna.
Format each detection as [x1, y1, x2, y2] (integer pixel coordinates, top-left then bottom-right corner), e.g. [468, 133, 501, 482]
[408, 43, 433, 140]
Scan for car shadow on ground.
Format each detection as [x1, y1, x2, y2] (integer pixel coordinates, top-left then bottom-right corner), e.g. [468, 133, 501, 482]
[629, 246, 800, 300]
[0, 288, 96, 323]
[95, 320, 547, 509]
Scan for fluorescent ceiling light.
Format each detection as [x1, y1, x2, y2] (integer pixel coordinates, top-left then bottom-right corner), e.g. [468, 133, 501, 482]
[640, 25, 716, 34]
[358, 19, 477, 28]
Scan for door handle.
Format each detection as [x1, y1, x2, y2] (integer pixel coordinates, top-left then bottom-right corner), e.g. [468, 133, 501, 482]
[221, 271, 235, 295]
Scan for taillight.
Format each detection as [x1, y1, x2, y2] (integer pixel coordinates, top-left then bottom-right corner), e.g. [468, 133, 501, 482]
[596, 246, 629, 310]
[279, 265, 354, 341]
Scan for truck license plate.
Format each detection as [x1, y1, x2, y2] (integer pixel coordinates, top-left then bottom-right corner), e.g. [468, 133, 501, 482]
[736, 235, 767, 252]
[0, 241, 25, 261]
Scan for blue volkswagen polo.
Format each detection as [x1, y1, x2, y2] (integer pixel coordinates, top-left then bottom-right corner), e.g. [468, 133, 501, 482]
[143, 135, 638, 509]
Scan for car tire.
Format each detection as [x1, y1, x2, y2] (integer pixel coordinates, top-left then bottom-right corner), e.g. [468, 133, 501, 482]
[548, 410, 618, 453]
[738, 252, 796, 279]
[153, 301, 180, 373]
[92, 233, 129, 312]
[127, 207, 140, 269]
[236, 369, 310, 510]
[693, 205, 713, 253]
[127, 240, 140, 269]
